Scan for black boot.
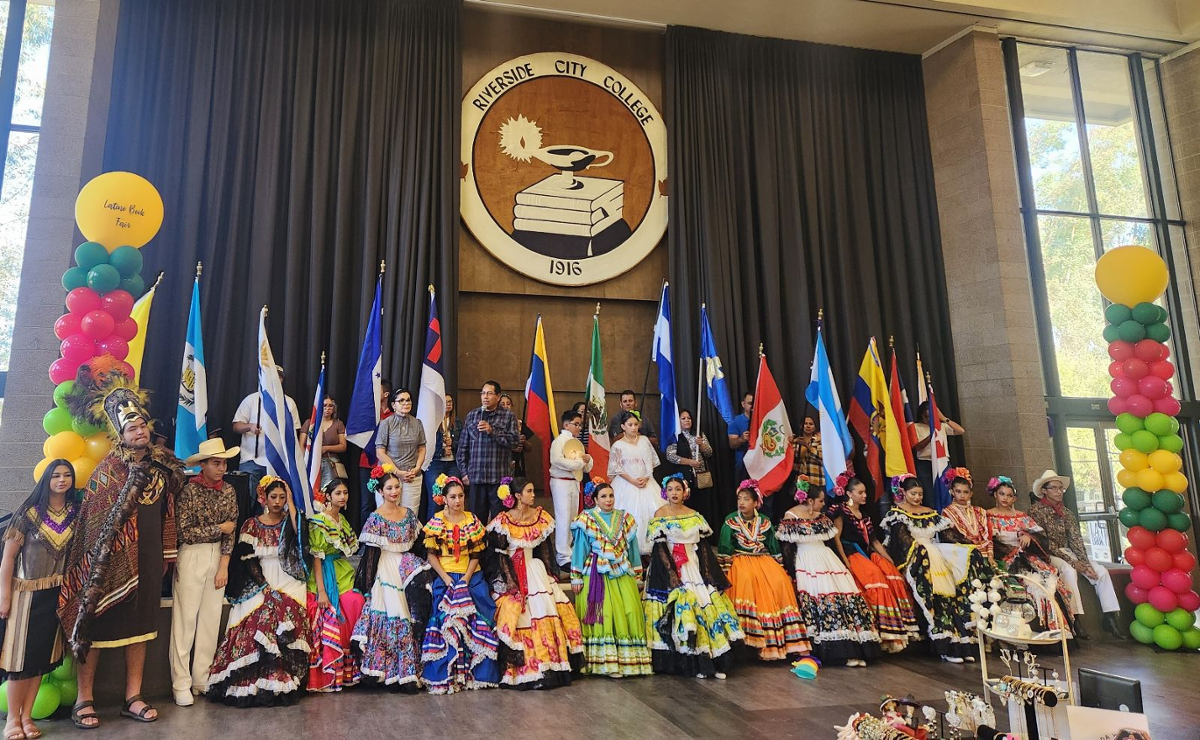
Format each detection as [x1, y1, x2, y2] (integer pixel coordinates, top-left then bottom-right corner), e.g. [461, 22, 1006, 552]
[1102, 612, 1127, 640]
[1073, 620, 1090, 640]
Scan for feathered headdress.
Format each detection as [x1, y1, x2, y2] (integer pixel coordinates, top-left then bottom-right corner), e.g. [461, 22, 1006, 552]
[66, 360, 149, 444]
[660, 472, 689, 501]
[582, 476, 608, 508]
[496, 476, 516, 509]
[738, 478, 764, 508]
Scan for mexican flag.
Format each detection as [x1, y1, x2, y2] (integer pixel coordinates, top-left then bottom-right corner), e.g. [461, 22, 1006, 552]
[744, 353, 795, 495]
[585, 314, 610, 477]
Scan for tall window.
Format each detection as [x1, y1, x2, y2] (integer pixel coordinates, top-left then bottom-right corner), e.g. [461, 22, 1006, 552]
[1004, 40, 1196, 562]
[0, 0, 55, 418]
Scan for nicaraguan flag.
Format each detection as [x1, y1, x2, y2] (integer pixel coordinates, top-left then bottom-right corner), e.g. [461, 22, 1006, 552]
[416, 289, 446, 471]
[175, 279, 207, 462]
[699, 305, 735, 424]
[653, 283, 679, 452]
[346, 277, 383, 451]
[258, 307, 315, 516]
[805, 323, 853, 494]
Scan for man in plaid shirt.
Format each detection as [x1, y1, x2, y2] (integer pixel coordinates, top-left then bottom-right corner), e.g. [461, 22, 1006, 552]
[458, 380, 520, 519]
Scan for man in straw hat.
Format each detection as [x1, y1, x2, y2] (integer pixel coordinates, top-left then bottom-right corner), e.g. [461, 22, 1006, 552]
[550, 408, 593, 573]
[1027, 469, 1124, 639]
[169, 437, 240, 706]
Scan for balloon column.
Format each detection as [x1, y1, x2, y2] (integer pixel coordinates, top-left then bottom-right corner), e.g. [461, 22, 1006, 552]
[34, 172, 163, 483]
[1096, 245, 1200, 652]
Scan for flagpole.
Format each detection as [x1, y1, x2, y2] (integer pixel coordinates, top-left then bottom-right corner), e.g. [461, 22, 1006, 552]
[640, 278, 667, 414]
[521, 315, 540, 430]
[695, 302, 706, 440]
[256, 304, 268, 461]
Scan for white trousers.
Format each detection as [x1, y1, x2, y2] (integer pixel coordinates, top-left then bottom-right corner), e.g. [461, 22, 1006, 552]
[1049, 555, 1120, 614]
[376, 473, 422, 511]
[549, 478, 580, 566]
[170, 542, 226, 692]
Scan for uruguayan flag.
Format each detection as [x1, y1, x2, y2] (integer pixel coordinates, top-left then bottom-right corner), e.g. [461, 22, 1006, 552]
[258, 307, 315, 516]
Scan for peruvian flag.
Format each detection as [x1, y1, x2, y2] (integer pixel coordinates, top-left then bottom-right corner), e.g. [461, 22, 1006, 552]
[744, 353, 795, 496]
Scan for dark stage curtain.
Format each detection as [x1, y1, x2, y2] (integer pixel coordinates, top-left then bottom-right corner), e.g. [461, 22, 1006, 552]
[100, 0, 460, 445]
[666, 27, 959, 515]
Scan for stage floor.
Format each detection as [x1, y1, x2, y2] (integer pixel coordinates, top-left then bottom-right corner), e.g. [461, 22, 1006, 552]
[39, 641, 1193, 739]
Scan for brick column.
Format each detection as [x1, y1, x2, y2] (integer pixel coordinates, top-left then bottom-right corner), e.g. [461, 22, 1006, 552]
[922, 31, 1054, 494]
[0, 0, 120, 509]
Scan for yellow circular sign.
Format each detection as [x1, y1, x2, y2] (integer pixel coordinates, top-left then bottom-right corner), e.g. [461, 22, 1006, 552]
[75, 171, 164, 250]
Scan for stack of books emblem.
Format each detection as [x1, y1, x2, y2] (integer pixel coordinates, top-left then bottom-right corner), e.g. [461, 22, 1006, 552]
[510, 175, 629, 259]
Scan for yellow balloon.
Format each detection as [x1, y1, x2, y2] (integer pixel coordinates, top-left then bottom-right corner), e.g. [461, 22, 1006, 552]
[1094, 246, 1168, 306]
[1164, 472, 1189, 494]
[1116, 468, 1139, 489]
[85, 433, 112, 461]
[45, 431, 86, 461]
[1149, 450, 1183, 474]
[1136, 468, 1165, 493]
[71, 457, 97, 486]
[74, 171, 164, 250]
[33, 457, 50, 482]
[1120, 449, 1149, 472]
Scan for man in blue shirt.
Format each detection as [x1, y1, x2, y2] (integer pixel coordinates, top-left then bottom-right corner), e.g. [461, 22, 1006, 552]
[726, 391, 753, 481]
[458, 380, 520, 519]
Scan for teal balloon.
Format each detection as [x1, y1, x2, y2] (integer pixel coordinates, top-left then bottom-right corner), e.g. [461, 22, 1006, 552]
[1103, 325, 1121, 343]
[120, 274, 145, 298]
[1122, 487, 1151, 511]
[1139, 507, 1168, 531]
[1152, 490, 1185, 514]
[61, 266, 88, 291]
[30, 682, 59, 720]
[71, 417, 102, 438]
[1184, 628, 1200, 651]
[1153, 624, 1184, 651]
[54, 678, 77, 706]
[1117, 319, 1146, 342]
[1135, 603, 1165, 627]
[1118, 507, 1141, 528]
[1116, 413, 1145, 435]
[1131, 430, 1159, 454]
[73, 241, 109, 270]
[50, 653, 74, 681]
[1157, 305, 1170, 323]
[1113, 432, 1133, 451]
[1132, 302, 1160, 325]
[1168, 513, 1192, 532]
[53, 380, 75, 409]
[107, 246, 143, 278]
[1144, 413, 1175, 437]
[1159, 433, 1184, 454]
[1146, 323, 1172, 343]
[1105, 303, 1132, 324]
[1129, 620, 1155, 645]
[1166, 608, 1196, 632]
[42, 407, 72, 436]
[86, 264, 121, 294]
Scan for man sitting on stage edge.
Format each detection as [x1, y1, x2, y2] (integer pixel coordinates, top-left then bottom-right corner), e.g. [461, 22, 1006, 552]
[457, 380, 519, 520]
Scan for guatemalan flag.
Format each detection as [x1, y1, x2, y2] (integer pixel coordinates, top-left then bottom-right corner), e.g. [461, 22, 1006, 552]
[345, 276, 383, 454]
[175, 276, 207, 463]
[699, 304, 735, 425]
[743, 352, 794, 496]
[927, 379, 951, 511]
[805, 322, 854, 495]
[652, 283, 679, 452]
[525, 316, 557, 494]
[416, 288, 446, 471]
[304, 360, 326, 500]
[258, 307, 316, 516]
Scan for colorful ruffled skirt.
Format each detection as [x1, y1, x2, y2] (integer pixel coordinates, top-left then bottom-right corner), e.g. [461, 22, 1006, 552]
[903, 540, 993, 659]
[306, 589, 365, 692]
[421, 572, 500, 694]
[575, 566, 653, 677]
[208, 586, 312, 706]
[351, 550, 427, 688]
[845, 552, 920, 652]
[493, 554, 584, 688]
[727, 553, 811, 660]
[790, 542, 881, 665]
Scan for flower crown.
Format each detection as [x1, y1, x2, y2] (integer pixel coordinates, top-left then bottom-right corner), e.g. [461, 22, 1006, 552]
[890, 473, 917, 503]
[738, 478, 764, 508]
[660, 472, 689, 500]
[987, 475, 1014, 495]
[943, 466, 972, 486]
[583, 476, 608, 508]
[432, 473, 463, 506]
[794, 478, 811, 504]
[367, 463, 398, 495]
[496, 476, 516, 508]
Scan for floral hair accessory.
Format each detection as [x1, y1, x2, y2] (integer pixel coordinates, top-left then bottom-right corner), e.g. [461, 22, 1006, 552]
[496, 476, 516, 508]
[738, 478, 764, 508]
[367, 463, 398, 495]
[660, 472, 689, 500]
[987, 475, 1014, 495]
[833, 470, 853, 499]
[432, 473, 462, 507]
[794, 478, 810, 504]
[256, 475, 283, 506]
[943, 466, 972, 486]
[582, 475, 608, 508]
[890, 473, 917, 503]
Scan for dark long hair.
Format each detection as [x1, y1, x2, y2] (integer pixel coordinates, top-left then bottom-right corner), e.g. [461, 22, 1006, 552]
[21, 459, 81, 519]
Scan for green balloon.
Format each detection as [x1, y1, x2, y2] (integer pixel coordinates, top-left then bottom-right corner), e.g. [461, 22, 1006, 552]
[86, 264, 121, 294]
[120, 274, 145, 298]
[1122, 487, 1151, 511]
[0, 680, 7, 713]
[1153, 624, 1184, 651]
[1168, 512, 1192, 532]
[1131, 430, 1160, 454]
[1113, 432, 1133, 451]
[53, 380, 76, 409]
[73, 241, 109, 270]
[1157, 306, 1170, 323]
[51, 653, 74, 681]
[1146, 323, 1172, 343]
[30, 682, 59, 720]
[1135, 603, 1165, 627]
[1118, 507, 1141, 528]
[1105, 303, 1133, 324]
[1103, 325, 1121, 343]
[1116, 413, 1145, 435]
[55, 677, 77, 706]
[107, 245, 143, 278]
[1152, 490, 1185, 514]
[71, 417, 102, 438]
[1144, 413, 1175, 437]
[1132, 302, 1160, 325]
[1129, 620, 1155, 644]
[1139, 507, 1168, 531]
[1184, 628, 1200, 651]
[61, 266, 88, 291]
[1118, 319, 1147, 342]
[42, 407, 73, 436]
[1166, 608, 1196, 632]
[1159, 433, 1184, 454]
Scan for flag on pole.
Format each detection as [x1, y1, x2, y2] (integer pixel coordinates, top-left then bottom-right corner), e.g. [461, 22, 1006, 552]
[416, 288, 446, 471]
[304, 359, 326, 499]
[652, 283, 680, 452]
[525, 316, 558, 494]
[886, 347, 917, 475]
[125, 273, 162, 381]
[699, 305, 735, 424]
[805, 321, 854, 494]
[585, 312, 610, 476]
[743, 352, 795, 495]
[345, 275, 383, 451]
[927, 379, 951, 511]
[915, 348, 928, 407]
[848, 338, 888, 497]
[175, 276, 208, 463]
[257, 307, 315, 516]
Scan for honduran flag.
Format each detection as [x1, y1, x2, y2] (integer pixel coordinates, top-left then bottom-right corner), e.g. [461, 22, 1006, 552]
[416, 288, 446, 471]
[927, 378, 951, 511]
[304, 360, 327, 501]
[525, 315, 557, 493]
[886, 347, 917, 475]
[848, 338, 888, 498]
[744, 352, 794, 496]
[652, 282, 680, 452]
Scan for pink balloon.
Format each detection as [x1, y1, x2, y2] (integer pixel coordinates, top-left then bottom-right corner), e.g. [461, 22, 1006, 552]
[114, 359, 136, 382]
[60, 334, 96, 365]
[1149, 585, 1179, 612]
[1178, 590, 1200, 612]
[1109, 341, 1134, 361]
[1107, 396, 1129, 416]
[1125, 583, 1150, 605]
[1150, 360, 1175, 380]
[54, 313, 82, 341]
[112, 317, 138, 341]
[1157, 529, 1189, 553]
[1145, 547, 1174, 572]
[1174, 551, 1197, 573]
[1111, 377, 1137, 399]
[1126, 394, 1154, 418]
[1137, 375, 1168, 400]
[1154, 396, 1182, 417]
[80, 310, 115, 340]
[1123, 358, 1150, 380]
[1134, 339, 1166, 362]
[1108, 360, 1125, 379]
[48, 357, 79, 385]
[1131, 564, 1160, 590]
[97, 335, 129, 361]
[1162, 569, 1194, 595]
[101, 290, 134, 321]
[65, 287, 103, 316]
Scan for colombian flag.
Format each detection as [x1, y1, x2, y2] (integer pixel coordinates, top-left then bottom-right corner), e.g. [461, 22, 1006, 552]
[525, 315, 557, 494]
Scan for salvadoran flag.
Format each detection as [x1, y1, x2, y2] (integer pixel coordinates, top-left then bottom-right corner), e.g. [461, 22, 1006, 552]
[304, 362, 326, 500]
[700, 304, 735, 425]
[585, 313, 610, 476]
[345, 277, 383, 451]
[805, 323, 854, 494]
[525, 315, 557, 493]
[175, 278, 207, 463]
[744, 353, 794, 495]
[416, 288, 446, 471]
[258, 307, 315, 516]
[652, 283, 679, 452]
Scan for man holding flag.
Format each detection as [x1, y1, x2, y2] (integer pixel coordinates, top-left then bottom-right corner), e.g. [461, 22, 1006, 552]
[232, 364, 300, 497]
[253, 307, 315, 516]
[804, 318, 854, 494]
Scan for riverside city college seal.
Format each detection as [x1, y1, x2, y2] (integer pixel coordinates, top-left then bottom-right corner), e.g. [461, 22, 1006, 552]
[461, 52, 667, 287]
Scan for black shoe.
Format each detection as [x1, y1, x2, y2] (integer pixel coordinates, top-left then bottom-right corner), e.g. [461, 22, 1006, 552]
[1102, 612, 1127, 640]
[1073, 621, 1091, 641]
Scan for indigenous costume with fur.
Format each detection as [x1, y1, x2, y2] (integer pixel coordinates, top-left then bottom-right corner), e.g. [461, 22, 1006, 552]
[57, 365, 183, 660]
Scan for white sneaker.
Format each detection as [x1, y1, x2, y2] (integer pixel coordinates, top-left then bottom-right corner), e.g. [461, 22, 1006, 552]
[173, 690, 194, 707]
[714, 672, 727, 680]
[941, 656, 964, 664]
[696, 673, 707, 679]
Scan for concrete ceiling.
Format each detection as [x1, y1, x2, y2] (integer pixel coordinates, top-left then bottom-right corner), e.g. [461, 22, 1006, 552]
[469, 0, 1199, 55]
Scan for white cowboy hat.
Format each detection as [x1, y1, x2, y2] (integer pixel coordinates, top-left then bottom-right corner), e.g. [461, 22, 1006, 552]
[185, 438, 241, 465]
[563, 438, 586, 481]
[1031, 470, 1070, 498]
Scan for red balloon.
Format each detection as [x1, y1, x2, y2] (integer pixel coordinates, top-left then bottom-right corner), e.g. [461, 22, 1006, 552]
[97, 335, 129, 361]
[1154, 396, 1182, 417]
[1108, 341, 1134, 361]
[1130, 564, 1160, 590]
[1124, 546, 1146, 566]
[1123, 358, 1150, 380]
[1149, 585, 1179, 612]
[1134, 339, 1166, 362]
[112, 317, 138, 341]
[1145, 547, 1174, 572]
[65, 287, 103, 316]
[1138, 375, 1168, 400]
[54, 313, 82, 341]
[1150, 360, 1175, 380]
[1128, 526, 1157, 550]
[80, 310, 115, 340]
[1173, 551, 1197, 573]
[60, 334, 96, 365]
[1108, 360, 1125, 379]
[1161, 568, 1194, 595]
[114, 359, 136, 382]
[1161, 344, 1171, 359]
[1107, 396, 1129, 416]
[48, 357, 79, 385]
[1178, 590, 1200, 612]
[1125, 583, 1150, 604]
[1126, 394, 1154, 418]
[101, 290, 135, 321]
[1157, 528, 1189, 553]
[1111, 377, 1137, 399]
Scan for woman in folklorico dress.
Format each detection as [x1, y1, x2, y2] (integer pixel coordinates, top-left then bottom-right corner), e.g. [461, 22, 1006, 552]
[570, 477, 653, 678]
[939, 468, 994, 562]
[485, 477, 584, 689]
[642, 474, 744, 679]
[608, 410, 663, 553]
[351, 465, 432, 690]
[306, 478, 366, 692]
[777, 481, 881, 668]
[421, 475, 500, 694]
[207, 477, 311, 706]
[882, 474, 995, 663]
[827, 474, 919, 653]
[717, 480, 811, 661]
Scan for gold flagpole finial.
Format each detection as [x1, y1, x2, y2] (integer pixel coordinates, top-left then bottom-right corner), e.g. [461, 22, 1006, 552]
[320, 351, 327, 367]
[595, 302, 601, 316]
[758, 343, 765, 358]
[925, 371, 932, 385]
[428, 284, 435, 296]
[817, 308, 824, 321]
[263, 304, 269, 317]
[379, 260, 386, 275]
[151, 271, 165, 289]
[195, 261, 203, 279]
[889, 335, 895, 348]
